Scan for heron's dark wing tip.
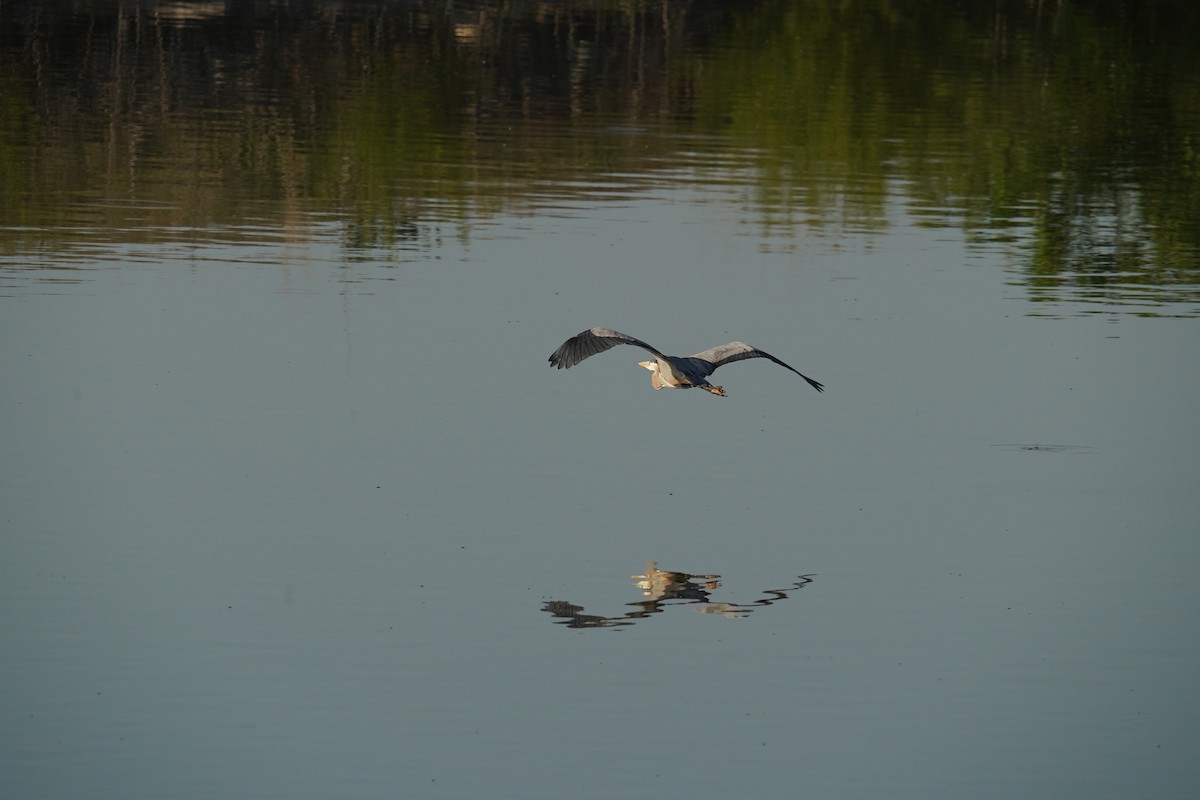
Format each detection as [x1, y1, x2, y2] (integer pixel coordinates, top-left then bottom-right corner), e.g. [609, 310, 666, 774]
[548, 327, 666, 371]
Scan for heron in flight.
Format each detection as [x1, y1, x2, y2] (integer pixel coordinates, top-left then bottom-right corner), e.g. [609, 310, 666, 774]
[548, 327, 824, 397]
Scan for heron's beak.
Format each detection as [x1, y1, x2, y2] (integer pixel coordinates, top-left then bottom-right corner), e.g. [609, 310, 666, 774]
[637, 361, 656, 372]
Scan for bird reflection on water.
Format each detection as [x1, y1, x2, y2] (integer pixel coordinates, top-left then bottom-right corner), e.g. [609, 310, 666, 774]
[541, 562, 815, 630]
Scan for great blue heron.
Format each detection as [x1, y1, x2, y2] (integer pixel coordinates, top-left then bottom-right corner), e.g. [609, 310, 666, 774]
[548, 327, 824, 397]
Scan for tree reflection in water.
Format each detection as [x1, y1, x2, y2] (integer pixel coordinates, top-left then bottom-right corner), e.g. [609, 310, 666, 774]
[542, 562, 815, 630]
[2, 1, 1197, 313]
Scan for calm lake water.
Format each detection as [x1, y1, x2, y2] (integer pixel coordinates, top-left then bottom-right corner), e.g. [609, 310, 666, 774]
[3, 2, 1199, 799]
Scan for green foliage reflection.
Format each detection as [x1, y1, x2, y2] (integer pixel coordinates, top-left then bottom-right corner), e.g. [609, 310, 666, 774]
[0, 0, 1197, 312]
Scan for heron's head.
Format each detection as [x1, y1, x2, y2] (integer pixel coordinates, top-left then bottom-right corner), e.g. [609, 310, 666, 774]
[637, 360, 658, 373]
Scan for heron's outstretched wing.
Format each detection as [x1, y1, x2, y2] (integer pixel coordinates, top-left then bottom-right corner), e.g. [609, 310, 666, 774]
[548, 327, 669, 369]
[687, 341, 824, 392]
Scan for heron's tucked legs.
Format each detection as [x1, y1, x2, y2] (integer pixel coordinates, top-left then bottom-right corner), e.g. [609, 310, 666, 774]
[702, 385, 728, 397]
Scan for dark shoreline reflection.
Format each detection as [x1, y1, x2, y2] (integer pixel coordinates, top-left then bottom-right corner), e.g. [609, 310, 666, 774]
[1, 1, 1198, 313]
[541, 562, 815, 630]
